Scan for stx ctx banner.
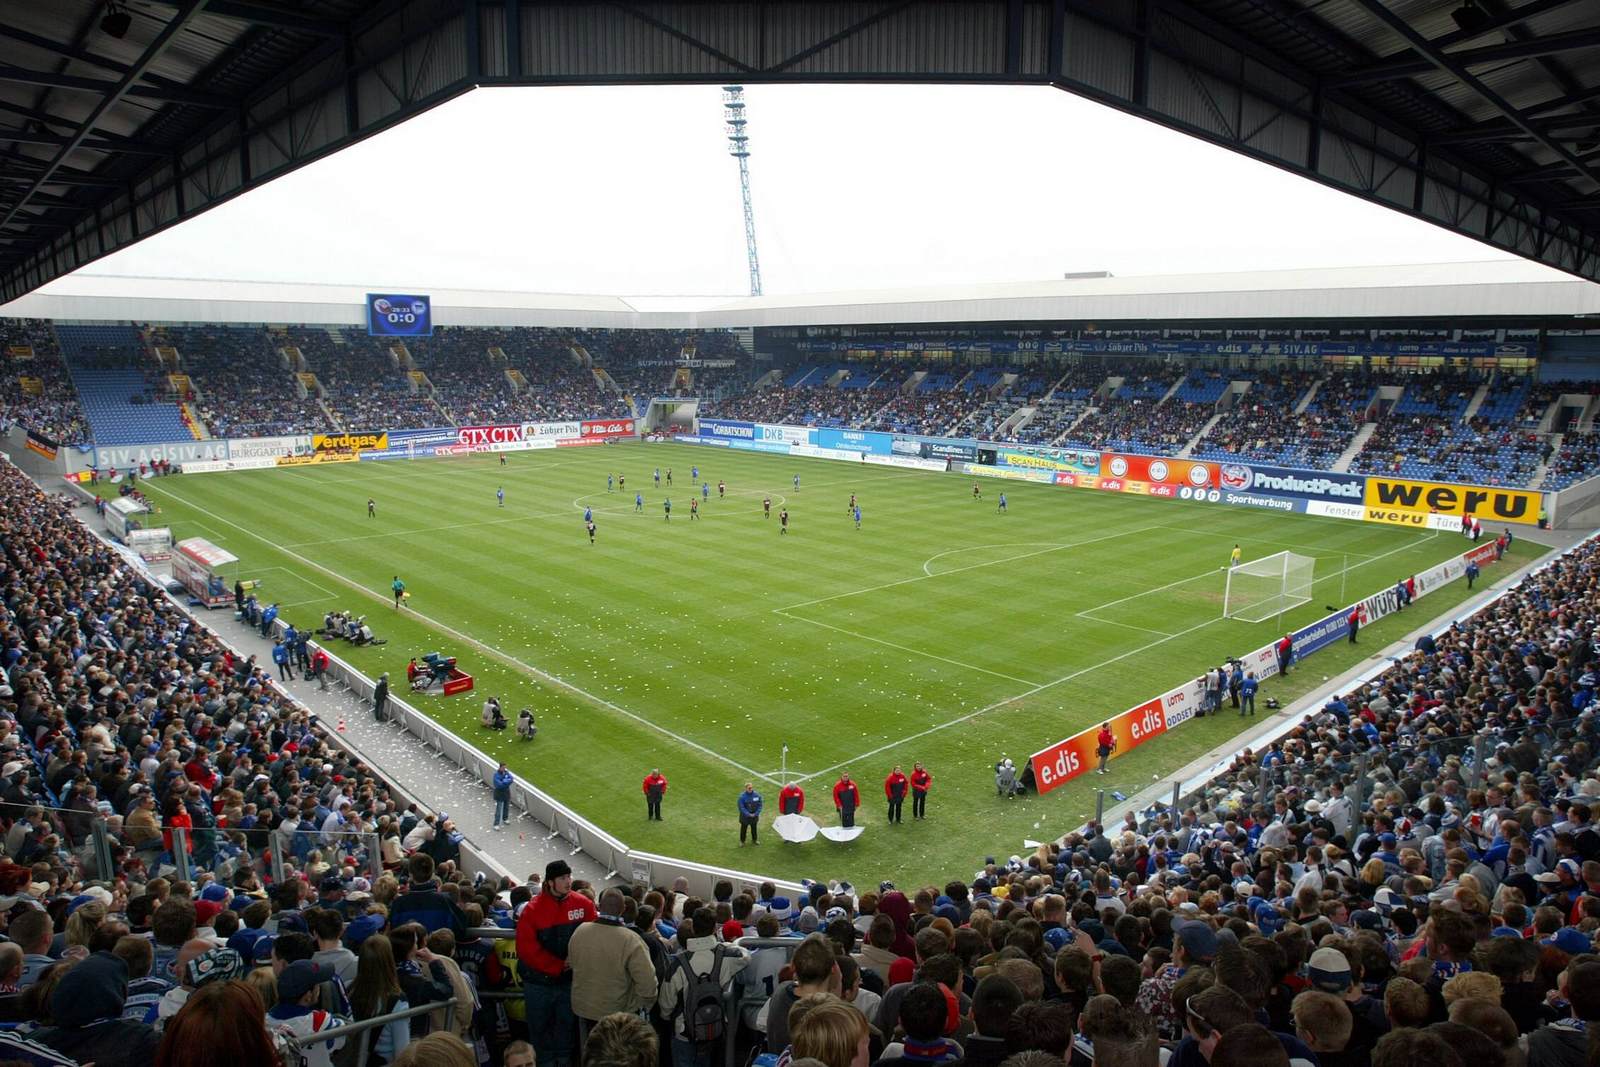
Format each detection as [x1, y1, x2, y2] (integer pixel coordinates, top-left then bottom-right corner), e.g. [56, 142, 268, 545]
[1364, 477, 1541, 522]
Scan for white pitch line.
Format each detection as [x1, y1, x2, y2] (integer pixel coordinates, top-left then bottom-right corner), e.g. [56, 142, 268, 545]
[789, 613, 1222, 784]
[772, 609, 1046, 686]
[775, 525, 1164, 613]
[793, 527, 1447, 783]
[140, 479, 785, 786]
[1152, 525, 1379, 560]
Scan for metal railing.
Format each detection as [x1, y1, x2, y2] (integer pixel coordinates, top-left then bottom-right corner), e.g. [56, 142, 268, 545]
[295, 996, 460, 1060]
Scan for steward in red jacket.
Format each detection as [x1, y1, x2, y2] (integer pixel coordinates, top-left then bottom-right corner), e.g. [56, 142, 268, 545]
[778, 783, 805, 814]
[884, 768, 908, 825]
[642, 771, 666, 820]
[832, 775, 860, 828]
[910, 763, 931, 819]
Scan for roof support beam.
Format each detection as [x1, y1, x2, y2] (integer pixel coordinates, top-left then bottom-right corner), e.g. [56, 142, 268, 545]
[1429, 0, 1591, 49]
[1346, 0, 1600, 194]
[1330, 27, 1600, 87]
[0, 1, 211, 240]
[0, 24, 132, 76]
[0, 65, 231, 109]
[0, 127, 167, 156]
[141, 0, 345, 37]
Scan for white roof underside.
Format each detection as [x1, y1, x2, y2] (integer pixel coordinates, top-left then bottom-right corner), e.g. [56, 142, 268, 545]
[4, 261, 1599, 328]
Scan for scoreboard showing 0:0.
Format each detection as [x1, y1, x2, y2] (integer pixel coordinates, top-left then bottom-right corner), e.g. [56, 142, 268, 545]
[366, 293, 433, 337]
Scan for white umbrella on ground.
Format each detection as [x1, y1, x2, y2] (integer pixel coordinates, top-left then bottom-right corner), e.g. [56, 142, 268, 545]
[818, 825, 864, 843]
[773, 813, 819, 843]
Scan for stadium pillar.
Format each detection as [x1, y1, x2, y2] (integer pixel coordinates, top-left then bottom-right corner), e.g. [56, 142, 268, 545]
[1171, 781, 1181, 813]
[1351, 756, 1367, 816]
[1095, 789, 1106, 826]
[1472, 736, 1488, 787]
[171, 828, 192, 883]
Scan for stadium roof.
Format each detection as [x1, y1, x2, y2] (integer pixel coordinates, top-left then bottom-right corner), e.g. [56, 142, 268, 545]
[2, 1, 1600, 304]
[7, 260, 1599, 328]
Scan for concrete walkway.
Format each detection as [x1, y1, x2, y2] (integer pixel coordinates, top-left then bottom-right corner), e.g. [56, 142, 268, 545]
[211, 607, 610, 886]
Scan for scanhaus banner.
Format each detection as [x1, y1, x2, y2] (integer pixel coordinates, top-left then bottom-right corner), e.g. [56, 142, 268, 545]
[1363, 476, 1540, 522]
[1216, 462, 1365, 503]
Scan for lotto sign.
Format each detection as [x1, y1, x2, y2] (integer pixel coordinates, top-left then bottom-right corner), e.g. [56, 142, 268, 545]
[1099, 453, 1218, 488]
[366, 293, 433, 337]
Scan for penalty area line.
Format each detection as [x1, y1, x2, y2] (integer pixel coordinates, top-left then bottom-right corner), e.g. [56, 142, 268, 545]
[140, 480, 785, 786]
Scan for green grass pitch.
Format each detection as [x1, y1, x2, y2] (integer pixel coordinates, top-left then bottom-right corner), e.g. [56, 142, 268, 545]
[124, 442, 1544, 886]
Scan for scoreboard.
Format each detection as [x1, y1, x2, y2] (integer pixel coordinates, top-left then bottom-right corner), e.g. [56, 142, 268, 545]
[366, 293, 433, 337]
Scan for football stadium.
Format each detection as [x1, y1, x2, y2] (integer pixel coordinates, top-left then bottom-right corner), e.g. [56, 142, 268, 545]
[3, 3, 1600, 1067]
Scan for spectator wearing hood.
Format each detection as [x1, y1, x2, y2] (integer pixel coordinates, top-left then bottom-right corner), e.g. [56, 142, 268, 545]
[31, 951, 161, 1067]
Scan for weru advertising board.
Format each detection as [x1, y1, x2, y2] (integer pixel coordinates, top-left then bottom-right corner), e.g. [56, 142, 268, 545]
[1099, 454, 1219, 489]
[1363, 476, 1541, 523]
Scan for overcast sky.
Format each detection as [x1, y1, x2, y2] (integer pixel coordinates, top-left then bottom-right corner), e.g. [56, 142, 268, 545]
[69, 83, 1569, 298]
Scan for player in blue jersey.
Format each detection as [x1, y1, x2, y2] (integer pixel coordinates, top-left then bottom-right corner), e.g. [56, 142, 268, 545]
[854, 504, 862, 530]
[607, 473, 614, 493]
[794, 474, 801, 491]
[654, 468, 660, 487]
[584, 505, 593, 523]
[691, 465, 699, 481]
[634, 492, 643, 512]
[997, 492, 1007, 513]
[497, 486, 505, 508]
[702, 482, 710, 501]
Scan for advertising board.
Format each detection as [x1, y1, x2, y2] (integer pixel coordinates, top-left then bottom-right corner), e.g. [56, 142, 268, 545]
[276, 452, 357, 466]
[1215, 463, 1365, 503]
[225, 435, 308, 460]
[755, 424, 814, 446]
[696, 419, 755, 441]
[961, 463, 1055, 484]
[864, 453, 946, 472]
[1305, 501, 1366, 521]
[920, 440, 977, 462]
[985, 446, 1100, 474]
[93, 440, 229, 468]
[1363, 476, 1541, 523]
[457, 425, 524, 448]
[1100, 454, 1218, 489]
[815, 428, 894, 455]
[182, 457, 278, 474]
[1030, 698, 1171, 795]
[522, 421, 582, 440]
[312, 432, 388, 453]
[581, 418, 636, 439]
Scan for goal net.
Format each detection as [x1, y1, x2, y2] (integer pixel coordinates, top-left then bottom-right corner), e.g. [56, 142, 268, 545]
[1223, 551, 1315, 622]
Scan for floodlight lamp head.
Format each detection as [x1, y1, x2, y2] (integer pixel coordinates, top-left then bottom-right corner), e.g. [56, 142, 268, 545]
[1449, 1, 1490, 33]
[101, 1, 132, 38]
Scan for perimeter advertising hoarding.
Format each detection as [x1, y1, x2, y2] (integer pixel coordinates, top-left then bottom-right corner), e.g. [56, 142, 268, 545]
[1215, 463, 1365, 503]
[985, 446, 1100, 474]
[696, 419, 755, 441]
[961, 462, 1055, 484]
[1100, 454, 1219, 489]
[225, 435, 309, 460]
[312, 432, 388, 453]
[920, 439, 977, 462]
[814, 428, 894, 455]
[1030, 698, 1171, 795]
[523, 421, 582, 440]
[581, 418, 635, 439]
[755, 423, 814, 446]
[93, 440, 228, 468]
[1363, 476, 1541, 522]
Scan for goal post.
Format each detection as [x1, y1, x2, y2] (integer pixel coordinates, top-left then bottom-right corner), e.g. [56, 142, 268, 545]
[1223, 551, 1315, 623]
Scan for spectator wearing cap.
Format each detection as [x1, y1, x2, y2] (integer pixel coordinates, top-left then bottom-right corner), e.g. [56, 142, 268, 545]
[516, 858, 597, 1067]
[32, 950, 162, 1067]
[1136, 916, 1217, 1040]
[388, 854, 468, 936]
[267, 960, 347, 1067]
[568, 887, 657, 1031]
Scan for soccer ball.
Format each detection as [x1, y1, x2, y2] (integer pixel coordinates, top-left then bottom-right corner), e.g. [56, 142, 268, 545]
[402, 592, 412, 600]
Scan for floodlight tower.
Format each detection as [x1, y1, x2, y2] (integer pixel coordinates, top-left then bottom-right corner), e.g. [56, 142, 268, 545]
[722, 85, 764, 297]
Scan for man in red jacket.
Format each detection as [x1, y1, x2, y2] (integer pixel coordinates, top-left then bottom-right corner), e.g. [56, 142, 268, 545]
[884, 767, 908, 824]
[516, 859, 597, 1067]
[1095, 723, 1116, 775]
[642, 770, 666, 821]
[778, 781, 805, 815]
[832, 774, 860, 828]
[910, 763, 931, 820]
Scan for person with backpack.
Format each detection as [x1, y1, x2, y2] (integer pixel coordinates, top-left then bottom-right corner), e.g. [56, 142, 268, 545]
[267, 960, 348, 1067]
[657, 907, 750, 1067]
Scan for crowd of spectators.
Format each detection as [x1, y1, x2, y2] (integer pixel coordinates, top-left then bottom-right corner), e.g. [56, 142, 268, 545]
[0, 320, 89, 445]
[1192, 371, 1320, 465]
[155, 326, 322, 439]
[1545, 432, 1600, 491]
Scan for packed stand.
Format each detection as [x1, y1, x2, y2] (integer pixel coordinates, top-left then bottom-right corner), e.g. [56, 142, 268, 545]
[0, 320, 89, 445]
[156, 326, 323, 438]
[1010, 364, 1114, 445]
[706, 377, 893, 428]
[1544, 432, 1600, 491]
[860, 369, 984, 436]
[286, 328, 443, 431]
[1192, 371, 1320, 464]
